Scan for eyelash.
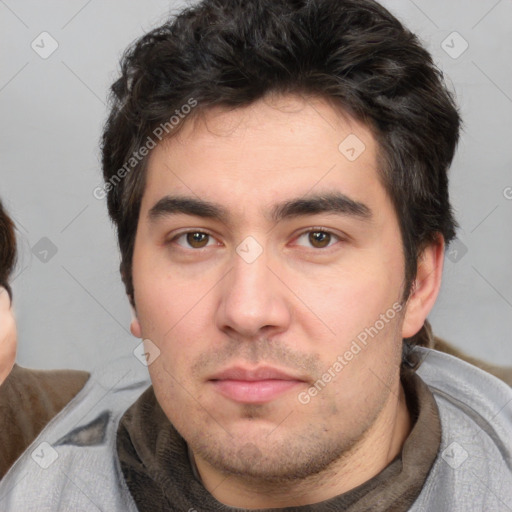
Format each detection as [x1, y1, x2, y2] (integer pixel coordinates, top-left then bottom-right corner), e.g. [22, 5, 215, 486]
[292, 227, 343, 250]
[168, 228, 344, 251]
[168, 230, 219, 249]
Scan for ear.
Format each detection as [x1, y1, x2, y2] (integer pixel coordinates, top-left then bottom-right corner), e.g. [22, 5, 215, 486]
[401, 234, 445, 339]
[129, 303, 142, 338]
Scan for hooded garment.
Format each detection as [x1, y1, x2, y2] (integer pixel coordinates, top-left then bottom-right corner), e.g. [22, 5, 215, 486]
[0, 348, 510, 511]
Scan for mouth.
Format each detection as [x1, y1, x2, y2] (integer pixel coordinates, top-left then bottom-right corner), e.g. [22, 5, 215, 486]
[208, 366, 306, 404]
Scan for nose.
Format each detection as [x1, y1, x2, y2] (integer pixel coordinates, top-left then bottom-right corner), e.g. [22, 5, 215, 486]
[216, 245, 291, 339]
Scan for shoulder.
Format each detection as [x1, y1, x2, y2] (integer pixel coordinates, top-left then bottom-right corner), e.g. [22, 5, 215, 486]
[414, 346, 512, 436]
[411, 347, 512, 511]
[0, 356, 150, 511]
[0, 364, 90, 479]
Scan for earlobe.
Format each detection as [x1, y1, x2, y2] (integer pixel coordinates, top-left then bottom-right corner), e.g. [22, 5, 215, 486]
[129, 304, 142, 338]
[401, 235, 445, 339]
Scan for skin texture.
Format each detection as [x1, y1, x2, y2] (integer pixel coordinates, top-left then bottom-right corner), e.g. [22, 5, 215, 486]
[130, 94, 444, 508]
[0, 287, 16, 386]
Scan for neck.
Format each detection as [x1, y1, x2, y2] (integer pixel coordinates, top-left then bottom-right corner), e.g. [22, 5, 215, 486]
[193, 381, 412, 509]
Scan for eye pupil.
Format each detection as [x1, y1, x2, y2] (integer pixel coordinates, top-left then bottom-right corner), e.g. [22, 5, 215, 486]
[309, 231, 330, 248]
[187, 232, 209, 248]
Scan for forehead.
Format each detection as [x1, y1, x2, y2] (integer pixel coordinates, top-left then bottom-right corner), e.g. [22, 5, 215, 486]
[141, 94, 385, 216]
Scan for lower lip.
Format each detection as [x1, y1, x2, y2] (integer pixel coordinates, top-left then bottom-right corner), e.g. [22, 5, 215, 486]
[211, 379, 302, 403]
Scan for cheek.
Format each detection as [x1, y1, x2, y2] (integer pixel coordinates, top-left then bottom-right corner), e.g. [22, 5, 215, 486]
[302, 258, 402, 342]
[0, 312, 17, 384]
[134, 270, 214, 372]
[134, 252, 196, 333]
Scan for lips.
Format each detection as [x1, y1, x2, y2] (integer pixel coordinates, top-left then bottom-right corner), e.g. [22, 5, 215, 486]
[208, 366, 305, 404]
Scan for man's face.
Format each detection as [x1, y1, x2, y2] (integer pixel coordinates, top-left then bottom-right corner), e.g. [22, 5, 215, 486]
[132, 94, 409, 483]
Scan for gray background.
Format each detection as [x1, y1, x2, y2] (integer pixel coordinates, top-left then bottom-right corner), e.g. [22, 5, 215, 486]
[0, 0, 511, 370]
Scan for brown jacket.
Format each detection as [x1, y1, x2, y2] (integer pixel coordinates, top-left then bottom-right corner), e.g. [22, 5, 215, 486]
[0, 364, 89, 479]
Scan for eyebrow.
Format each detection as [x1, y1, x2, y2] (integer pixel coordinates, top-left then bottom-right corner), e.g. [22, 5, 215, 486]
[270, 193, 372, 223]
[148, 193, 372, 224]
[148, 196, 229, 222]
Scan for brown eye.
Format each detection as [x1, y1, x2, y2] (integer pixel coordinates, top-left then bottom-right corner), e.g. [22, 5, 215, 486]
[186, 232, 210, 248]
[308, 231, 331, 248]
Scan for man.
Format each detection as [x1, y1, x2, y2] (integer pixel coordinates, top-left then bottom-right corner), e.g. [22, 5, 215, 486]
[0, 0, 511, 510]
[0, 200, 90, 479]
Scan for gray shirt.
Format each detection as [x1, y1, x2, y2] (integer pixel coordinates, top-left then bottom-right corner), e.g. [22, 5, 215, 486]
[0, 347, 510, 511]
